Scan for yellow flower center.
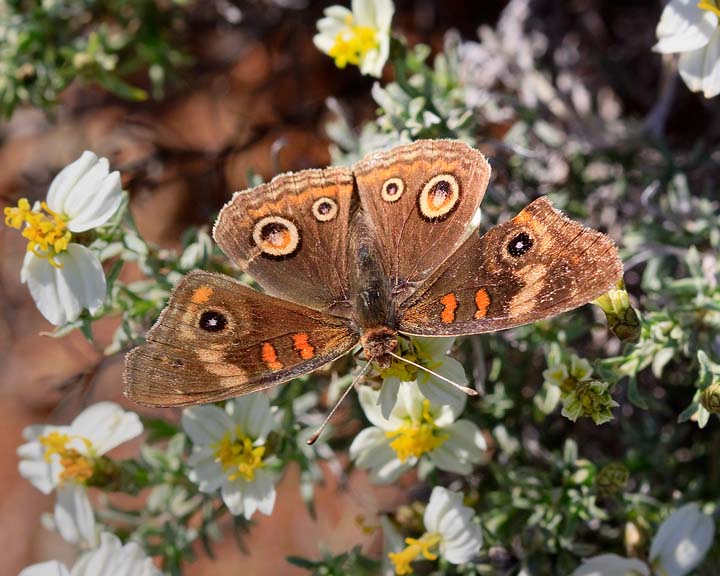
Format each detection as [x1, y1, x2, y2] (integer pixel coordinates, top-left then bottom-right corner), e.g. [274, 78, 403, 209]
[4, 199, 71, 268]
[699, 0, 720, 17]
[38, 430, 94, 484]
[385, 400, 448, 462]
[212, 427, 266, 482]
[388, 532, 442, 575]
[327, 15, 379, 69]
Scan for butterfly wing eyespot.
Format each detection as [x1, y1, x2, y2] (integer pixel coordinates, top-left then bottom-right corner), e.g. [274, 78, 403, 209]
[507, 232, 534, 257]
[311, 197, 339, 222]
[381, 177, 405, 202]
[252, 216, 301, 258]
[199, 310, 228, 332]
[418, 174, 460, 220]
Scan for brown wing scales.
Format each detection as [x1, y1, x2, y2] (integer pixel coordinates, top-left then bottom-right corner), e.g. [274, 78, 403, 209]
[123, 271, 359, 407]
[213, 167, 355, 316]
[354, 140, 491, 293]
[399, 197, 623, 335]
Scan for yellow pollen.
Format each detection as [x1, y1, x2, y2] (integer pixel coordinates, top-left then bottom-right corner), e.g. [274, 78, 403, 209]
[698, 0, 720, 17]
[38, 430, 94, 484]
[388, 532, 442, 575]
[212, 427, 266, 482]
[4, 199, 71, 268]
[385, 400, 448, 462]
[327, 15, 379, 69]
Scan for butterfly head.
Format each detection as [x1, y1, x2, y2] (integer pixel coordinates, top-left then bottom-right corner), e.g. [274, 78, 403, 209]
[360, 326, 398, 369]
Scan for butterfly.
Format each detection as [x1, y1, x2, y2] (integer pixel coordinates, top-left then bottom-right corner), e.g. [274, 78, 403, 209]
[123, 139, 623, 410]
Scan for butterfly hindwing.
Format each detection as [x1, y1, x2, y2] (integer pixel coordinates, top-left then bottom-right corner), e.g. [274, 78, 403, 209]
[398, 197, 624, 335]
[123, 271, 359, 406]
[353, 140, 491, 296]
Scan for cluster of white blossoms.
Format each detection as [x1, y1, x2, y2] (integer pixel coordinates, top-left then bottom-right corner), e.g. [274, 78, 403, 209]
[18, 402, 143, 546]
[654, 0, 720, 98]
[572, 503, 715, 576]
[4, 151, 122, 326]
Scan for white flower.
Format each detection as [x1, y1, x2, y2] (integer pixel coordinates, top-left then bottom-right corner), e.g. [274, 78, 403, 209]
[313, 0, 394, 77]
[571, 554, 650, 576]
[4, 151, 122, 325]
[649, 503, 715, 576]
[182, 394, 279, 520]
[17, 402, 143, 545]
[19, 532, 161, 576]
[571, 503, 715, 576]
[653, 0, 720, 98]
[350, 382, 486, 483]
[387, 487, 483, 574]
[378, 336, 468, 419]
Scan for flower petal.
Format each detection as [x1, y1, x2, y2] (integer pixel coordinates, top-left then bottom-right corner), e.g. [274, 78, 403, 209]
[231, 394, 274, 440]
[64, 161, 122, 232]
[649, 503, 715, 576]
[358, 385, 392, 430]
[23, 253, 80, 326]
[24, 244, 106, 325]
[71, 402, 143, 454]
[46, 152, 99, 214]
[249, 469, 277, 516]
[19, 561, 71, 576]
[653, 0, 716, 53]
[350, 428, 410, 483]
[182, 404, 234, 445]
[702, 29, 720, 98]
[221, 481, 245, 517]
[423, 486, 456, 532]
[54, 485, 96, 546]
[570, 554, 650, 576]
[18, 457, 58, 494]
[378, 376, 401, 420]
[187, 454, 225, 493]
[71, 532, 162, 576]
[417, 358, 467, 410]
[678, 46, 708, 93]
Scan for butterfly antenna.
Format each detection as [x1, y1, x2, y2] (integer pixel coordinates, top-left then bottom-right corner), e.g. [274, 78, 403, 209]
[386, 351, 479, 397]
[307, 361, 374, 446]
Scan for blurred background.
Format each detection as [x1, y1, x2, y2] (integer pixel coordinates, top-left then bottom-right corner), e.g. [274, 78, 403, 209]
[1, 0, 718, 574]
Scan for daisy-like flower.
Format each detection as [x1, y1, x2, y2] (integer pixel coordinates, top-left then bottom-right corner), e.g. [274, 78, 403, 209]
[17, 402, 143, 545]
[4, 151, 122, 325]
[571, 503, 715, 576]
[653, 0, 720, 98]
[350, 382, 486, 483]
[386, 487, 483, 575]
[313, 0, 394, 78]
[377, 336, 469, 419]
[182, 394, 279, 520]
[19, 532, 161, 576]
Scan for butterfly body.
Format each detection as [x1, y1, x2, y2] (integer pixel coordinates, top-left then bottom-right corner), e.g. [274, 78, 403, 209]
[124, 140, 623, 407]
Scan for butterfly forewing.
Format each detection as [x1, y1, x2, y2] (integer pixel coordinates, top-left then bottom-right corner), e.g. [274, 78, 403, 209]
[124, 271, 359, 407]
[399, 197, 623, 336]
[353, 140, 491, 294]
[213, 167, 355, 316]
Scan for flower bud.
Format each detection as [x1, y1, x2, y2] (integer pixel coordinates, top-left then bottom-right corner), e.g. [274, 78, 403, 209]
[597, 462, 629, 496]
[594, 284, 641, 343]
[701, 382, 720, 413]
